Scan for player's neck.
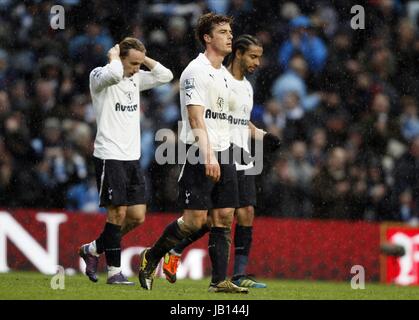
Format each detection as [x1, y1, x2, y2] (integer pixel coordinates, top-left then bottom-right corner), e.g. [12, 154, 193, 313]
[228, 61, 244, 80]
[204, 50, 225, 69]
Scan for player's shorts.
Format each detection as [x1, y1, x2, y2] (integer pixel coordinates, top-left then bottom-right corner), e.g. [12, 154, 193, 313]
[236, 169, 257, 208]
[93, 156, 147, 207]
[178, 145, 239, 210]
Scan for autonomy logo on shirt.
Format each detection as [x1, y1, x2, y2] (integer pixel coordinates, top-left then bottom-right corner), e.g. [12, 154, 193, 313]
[115, 102, 138, 112]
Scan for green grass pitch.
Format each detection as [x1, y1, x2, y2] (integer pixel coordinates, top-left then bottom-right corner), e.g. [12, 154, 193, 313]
[1, 272, 419, 300]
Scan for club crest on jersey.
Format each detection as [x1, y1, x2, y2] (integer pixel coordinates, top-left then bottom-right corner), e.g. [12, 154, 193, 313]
[217, 97, 225, 112]
[125, 91, 134, 104]
[185, 78, 195, 91]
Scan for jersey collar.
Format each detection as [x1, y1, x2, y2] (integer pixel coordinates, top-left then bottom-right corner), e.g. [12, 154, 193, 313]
[197, 53, 212, 66]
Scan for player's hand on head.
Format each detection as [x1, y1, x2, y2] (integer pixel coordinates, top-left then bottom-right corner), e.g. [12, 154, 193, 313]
[108, 44, 120, 61]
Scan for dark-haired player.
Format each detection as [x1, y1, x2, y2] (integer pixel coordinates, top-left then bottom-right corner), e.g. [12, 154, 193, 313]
[162, 34, 280, 288]
[138, 13, 249, 293]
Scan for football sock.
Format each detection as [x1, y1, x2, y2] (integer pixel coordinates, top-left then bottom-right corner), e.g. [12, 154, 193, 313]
[95, 232, 105, 255]
[87, 240, 100, 257]
[172, 224, 210, 255]
[101, 222, 122, 268]
[146, 220, 190, 264]
[233, 225, 252, 277]
[107, 266, 122, 278]
[208, 227, 231, 284]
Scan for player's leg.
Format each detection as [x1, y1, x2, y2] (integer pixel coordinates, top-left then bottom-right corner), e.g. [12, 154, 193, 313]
[163, 217, 211, 283]
[102, 205, 135, 284]
[207, 207, 235, 290]
[232, 206, 267, 288]
[207, 153, 248, 293]
[231, 170, 266, 288]
[233, 205, 254, 278]
[79, 205, 145, 283]
[120, 159, 148, 236]
[139, 153, 213, 289]
[81, 204, 133, 284]
[82, 204, 145, 256]
[121, 204, 146, 236]
[138, 209, 207, 289]
[104, 160, 148, 284]
[79, 158, 135, 285]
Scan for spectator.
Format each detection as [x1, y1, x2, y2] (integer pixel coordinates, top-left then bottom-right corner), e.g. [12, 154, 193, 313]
[308, 89, 350, 148]
[278, 15, 328, 74]
[364, 159, 392, 221]
[68, 21, 113, 70]
[281, 92, 307, 143]
[263, 154, 303, 217]
[399, 96, 419, 142]
[272, 54, 322, 112]
[287, 141, 314, 217]
[66, 177, 102, 213]
[0, 90, 11, 128]
[392, 136, 419, 222]
[51, 141, 88, 208]
[312, 147, 353, 219]
[0, 49, 15, 90]
[307, 127, 327, 171]
[0, 137, 13, 207]
[360, 93, 401, 157]
[262, 98, 285, 139]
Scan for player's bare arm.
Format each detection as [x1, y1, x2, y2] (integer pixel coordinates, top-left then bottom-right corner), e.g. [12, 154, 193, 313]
[249, 121, 281, 152]
[187, 105, 220, 182]
[248, 121, 266, 141]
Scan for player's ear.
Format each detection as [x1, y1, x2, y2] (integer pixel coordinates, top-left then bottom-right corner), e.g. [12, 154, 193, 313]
[203, 33, 212, 44]
[236, 50, 242, 58]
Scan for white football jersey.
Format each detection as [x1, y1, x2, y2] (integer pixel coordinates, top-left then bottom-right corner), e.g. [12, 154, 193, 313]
[179, 53, 231, 152]
[227, 72, 254, 170]
[89, 59, 173, 160]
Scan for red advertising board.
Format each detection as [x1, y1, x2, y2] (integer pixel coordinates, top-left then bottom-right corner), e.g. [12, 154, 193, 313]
[0, 209, 381, 281]
[382, 225, 419, 286]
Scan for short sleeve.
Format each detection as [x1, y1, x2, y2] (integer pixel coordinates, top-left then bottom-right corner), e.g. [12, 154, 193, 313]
[182, 67, 207, 108]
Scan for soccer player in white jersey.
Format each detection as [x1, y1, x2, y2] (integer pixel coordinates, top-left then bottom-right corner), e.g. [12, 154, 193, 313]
[78, 37, 173, 285]
[138, 13, 248, 293]
[161, 35, 280, 288]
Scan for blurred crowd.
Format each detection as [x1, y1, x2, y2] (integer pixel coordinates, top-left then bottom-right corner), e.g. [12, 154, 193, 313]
[1, 0, 419, 223]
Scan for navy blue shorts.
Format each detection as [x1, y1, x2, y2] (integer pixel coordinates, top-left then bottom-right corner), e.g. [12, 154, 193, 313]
[237, 169, 257, 208]
[178, 145, 239, 210]
[93, 157, 147, 207]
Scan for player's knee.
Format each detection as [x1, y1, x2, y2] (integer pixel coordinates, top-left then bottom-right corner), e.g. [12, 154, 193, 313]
[237, 206, 254, 226]
[182, 211, 207, 232]
[187, 219, 205, 233]
[178, 216, 204, 235]
[108, 206, 127, 223]
[131, 215, 145, 226]
[115, 207, 127, 218]
[213, 208, 235, 227]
